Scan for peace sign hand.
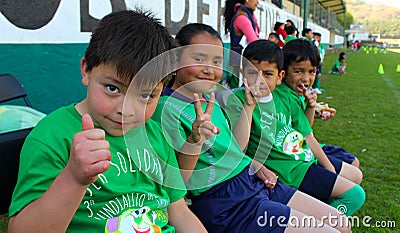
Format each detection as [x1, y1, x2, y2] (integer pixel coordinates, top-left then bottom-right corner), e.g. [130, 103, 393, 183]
[243, 71, 262, 107]
[188, 92, 220, 144]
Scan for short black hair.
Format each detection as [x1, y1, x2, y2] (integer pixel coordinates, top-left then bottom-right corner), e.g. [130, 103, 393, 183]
[283, 39, 321, 71]
[313, 32, 321, 37]
[285, 25, 296, 35]
[302, 28, 312, 37]
[268, 32, 279, 38]
[242, 39, 284, 71]
[84, 9, 177, 86]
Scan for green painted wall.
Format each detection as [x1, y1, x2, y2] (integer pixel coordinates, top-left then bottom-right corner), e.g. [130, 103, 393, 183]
[0, 44, 88, 114]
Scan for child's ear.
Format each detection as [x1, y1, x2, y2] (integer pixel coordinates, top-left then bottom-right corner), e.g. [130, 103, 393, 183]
[277, 70, 285, 85]
[80, 58, 89, 86]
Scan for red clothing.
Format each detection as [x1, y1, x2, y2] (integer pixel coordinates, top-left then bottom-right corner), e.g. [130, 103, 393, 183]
[275, 26, 287, 48]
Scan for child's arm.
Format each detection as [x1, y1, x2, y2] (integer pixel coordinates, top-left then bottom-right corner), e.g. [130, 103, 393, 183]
[8, 114, 111, 232]
[232, 78, 259, 151]
[168, 198, 208, 233]
[176, 93, 219, 183]
[305, 133, 335, 173]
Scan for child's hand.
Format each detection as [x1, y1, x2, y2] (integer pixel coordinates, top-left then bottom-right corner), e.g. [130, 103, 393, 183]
[251, 160, 278, 189]
[188, 92, 220, 144]
[319, 111, 335, 120]
[303, 85, 317, 108]
[243, 73, 262, 107]
[66, 114, 111, 186]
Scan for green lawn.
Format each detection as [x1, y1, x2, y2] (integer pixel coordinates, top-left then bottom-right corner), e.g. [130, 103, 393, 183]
[1, 47, 399, 233]
[315, 48, 400, 232]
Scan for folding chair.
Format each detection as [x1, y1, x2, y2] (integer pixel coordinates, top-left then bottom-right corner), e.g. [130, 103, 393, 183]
[0, 73, 32, 107]
[0, 73, 34, 214]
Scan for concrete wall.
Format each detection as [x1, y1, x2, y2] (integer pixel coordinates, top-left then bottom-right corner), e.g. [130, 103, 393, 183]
[0, 0, 341, 113]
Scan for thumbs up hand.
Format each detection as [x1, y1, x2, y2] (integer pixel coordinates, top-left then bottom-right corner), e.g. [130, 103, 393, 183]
[66, 114, 111, 186]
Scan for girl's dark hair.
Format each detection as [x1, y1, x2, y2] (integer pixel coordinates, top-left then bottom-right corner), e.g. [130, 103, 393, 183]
[223, 0, 246, 34]
[84, 9, 177, 85]
[243, 40, 284, 71]
[283, 39, 321, 71]
[175, 23, 222, 46]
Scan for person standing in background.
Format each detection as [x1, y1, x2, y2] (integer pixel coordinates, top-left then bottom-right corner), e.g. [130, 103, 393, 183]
[311, 32, 325, 94]
[274, 21, 287, 48]
[224, 0, 261, 88]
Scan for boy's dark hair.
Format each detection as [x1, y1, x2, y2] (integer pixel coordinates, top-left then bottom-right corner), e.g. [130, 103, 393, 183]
[175, 23, 222, 46]
[302, 28, 312, 37]
[84, 9, 177, 86]
[269, 32, 279, 39]
[282, 39, 321, 71]
[242, 39, 284, 71]
[313, 32, 321, 37]
[223, 0, 246, 34]
[284, 25, 296, 35]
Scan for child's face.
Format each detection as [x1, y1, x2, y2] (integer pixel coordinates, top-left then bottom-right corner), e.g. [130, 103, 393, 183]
[244, 60, 284, 96]
[173, 33, 223, 98]
[284, 60, 317, 96]
[244, 0, 259, 10]
[80, 61, 163, 136]
[306, 31, 314, 39]
[268, 35, 279, 44]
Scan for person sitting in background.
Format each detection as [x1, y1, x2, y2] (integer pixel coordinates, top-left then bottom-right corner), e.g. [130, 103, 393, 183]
[284, 25, 297, 45]
[332, 54, 346, 75]
[285, 19, 298, 38]
[302, 28, 314, 42]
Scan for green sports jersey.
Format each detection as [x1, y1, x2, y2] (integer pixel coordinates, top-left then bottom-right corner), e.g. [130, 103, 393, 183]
[152, 90, 252, 196]
[284, 35, 297, 44]
[226, 87, 317, 188]
[332, 59, 341, 72]
[9, 104, 186, 233]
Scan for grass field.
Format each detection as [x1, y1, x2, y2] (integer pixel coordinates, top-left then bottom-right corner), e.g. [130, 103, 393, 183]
[314, 47, 400, 232]
[0, 47, 399, 232]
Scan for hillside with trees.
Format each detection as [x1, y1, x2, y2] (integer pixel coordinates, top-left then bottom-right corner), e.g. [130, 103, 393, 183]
[345, 0, 400, 38]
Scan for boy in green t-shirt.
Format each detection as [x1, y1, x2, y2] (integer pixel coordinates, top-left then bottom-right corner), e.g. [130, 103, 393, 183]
[226, 39, 365, 217]
[8, 10, 206, 233]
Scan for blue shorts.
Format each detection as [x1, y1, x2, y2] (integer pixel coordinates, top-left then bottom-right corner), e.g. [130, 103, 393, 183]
[323, 144, 356, 164]
[299, 157, 343, 202]
[188, 166, 297, 233]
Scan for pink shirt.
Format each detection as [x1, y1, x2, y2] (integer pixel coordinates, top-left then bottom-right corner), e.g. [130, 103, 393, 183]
[234, 14, 260, 43]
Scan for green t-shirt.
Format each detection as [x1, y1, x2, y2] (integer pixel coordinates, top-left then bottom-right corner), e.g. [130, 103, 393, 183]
[332, 59, 341, 72]
[152, 90, 252, 196]
[284, 35, 297, 44]
[9, 104, 186, 233]
[226, 86, 317, 188]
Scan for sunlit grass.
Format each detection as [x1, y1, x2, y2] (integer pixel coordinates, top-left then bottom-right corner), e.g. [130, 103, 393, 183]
[316, 48, 400, 232]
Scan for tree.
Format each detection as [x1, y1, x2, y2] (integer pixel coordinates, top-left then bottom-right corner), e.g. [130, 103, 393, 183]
[337, 12, 354, 29]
